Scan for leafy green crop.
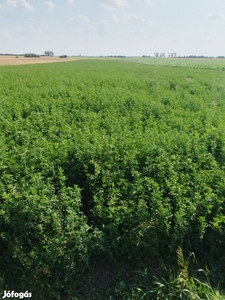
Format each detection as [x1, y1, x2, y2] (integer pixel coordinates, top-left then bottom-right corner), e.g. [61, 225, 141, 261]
[125, 56, 225, 70]
[0, 60, 225, 299]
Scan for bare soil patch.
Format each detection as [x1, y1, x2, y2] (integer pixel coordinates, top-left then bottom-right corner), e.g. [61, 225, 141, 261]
[0, 55, 84, 66]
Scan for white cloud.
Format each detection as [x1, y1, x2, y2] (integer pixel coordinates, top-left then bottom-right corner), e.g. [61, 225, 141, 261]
[40, 18, 51, 29]
[100, 20, 113, 33]
[100, 0, 128, 11]
[112, 14, 121, 23]
[113, 13, 145, 24]
[6, 0, 17, 8]
[111, 0, 128, 7]
[0, 3, 10, 11]
[208, 12, 225, 20]
[19, 0, 34, 11]
[29, 24, 43, 36]
[99, 3, 113, 11]
[6, 0, 34, 11]
[13, 26, 24, 33]
[124, 13, 145, 22]
[43, 1, 55, 13]
[0, 29, 13, 39]
[77, 14, 90, 23]
[139, 0, 152, 5]
[67, 0, 74, 3]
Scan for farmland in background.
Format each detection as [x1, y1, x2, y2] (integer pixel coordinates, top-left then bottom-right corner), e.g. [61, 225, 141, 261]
[0, 55, 85, 66]
[126, 56, 225, 70]
[0, 60, 225, 299]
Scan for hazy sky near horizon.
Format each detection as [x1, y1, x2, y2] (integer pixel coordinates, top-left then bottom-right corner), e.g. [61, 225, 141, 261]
[0, 0, 225, 56]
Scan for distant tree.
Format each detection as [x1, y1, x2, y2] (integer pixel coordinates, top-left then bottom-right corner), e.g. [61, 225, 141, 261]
[44, 51, 54, 56]
[24, 53, 40, 57]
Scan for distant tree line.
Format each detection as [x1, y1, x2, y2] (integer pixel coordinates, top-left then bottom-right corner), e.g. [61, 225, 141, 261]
[100, 55, 126, 58]
[24, 53, 40, 58]
[177, 55, 216, 59]
[0, 53, 23, 56]
[176, 55, 225, 59]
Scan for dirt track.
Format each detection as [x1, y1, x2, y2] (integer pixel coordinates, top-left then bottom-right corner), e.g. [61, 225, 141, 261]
[0, 55, 84, 66]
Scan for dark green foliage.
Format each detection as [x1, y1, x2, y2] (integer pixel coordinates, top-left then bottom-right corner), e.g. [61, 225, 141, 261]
[0, 60, 225, 298]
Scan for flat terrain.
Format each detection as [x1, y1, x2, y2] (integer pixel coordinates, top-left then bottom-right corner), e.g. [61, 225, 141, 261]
[0, 55, 84, 66]
[1, 60, 225, 299]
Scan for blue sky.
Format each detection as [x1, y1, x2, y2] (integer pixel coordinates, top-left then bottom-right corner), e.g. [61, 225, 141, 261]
[0, 0, 225, 56]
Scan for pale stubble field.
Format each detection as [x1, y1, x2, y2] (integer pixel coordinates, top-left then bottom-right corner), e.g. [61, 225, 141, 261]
[0, 55, 84, 66]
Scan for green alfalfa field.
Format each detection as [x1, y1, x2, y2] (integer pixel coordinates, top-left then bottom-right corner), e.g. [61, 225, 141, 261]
[1, 58, 225, 299]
